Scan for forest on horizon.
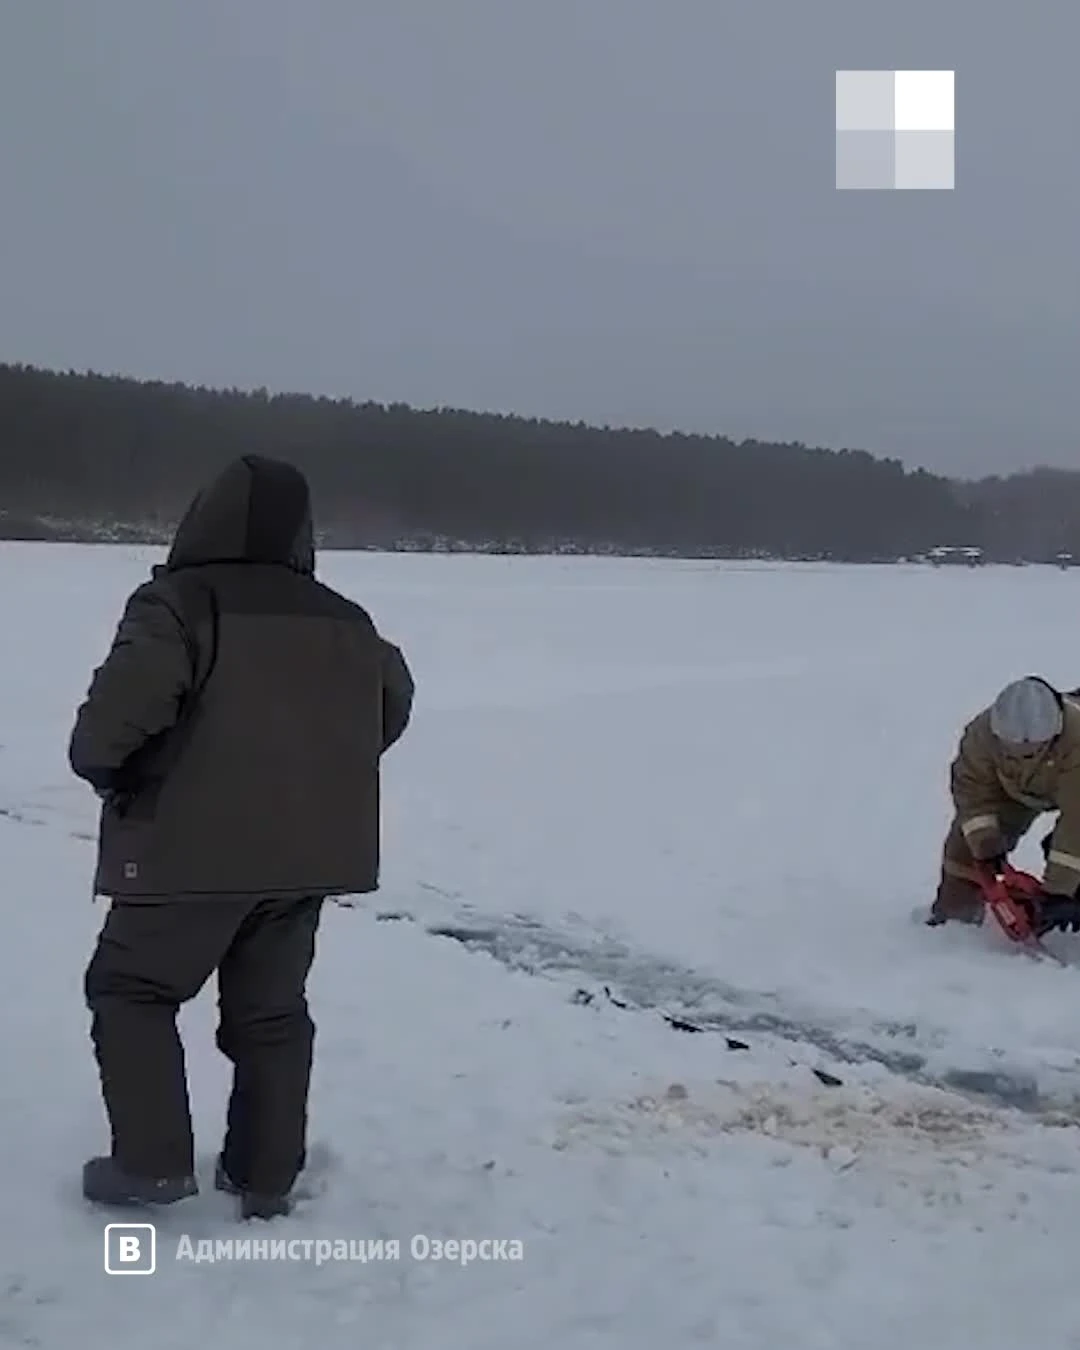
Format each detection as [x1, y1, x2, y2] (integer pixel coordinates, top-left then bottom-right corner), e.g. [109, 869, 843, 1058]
[0, 362, 1076, 563]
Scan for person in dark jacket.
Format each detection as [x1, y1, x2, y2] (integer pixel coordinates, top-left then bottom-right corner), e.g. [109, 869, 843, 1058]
[70, 455, 414, 1219]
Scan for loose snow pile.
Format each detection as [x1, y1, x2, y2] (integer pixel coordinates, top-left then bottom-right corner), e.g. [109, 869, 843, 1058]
[557, 1078, 997, 1158]
[5, 544, 1080, 1349]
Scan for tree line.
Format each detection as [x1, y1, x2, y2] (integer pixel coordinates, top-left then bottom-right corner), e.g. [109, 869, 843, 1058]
[0, 363, 1075, 562]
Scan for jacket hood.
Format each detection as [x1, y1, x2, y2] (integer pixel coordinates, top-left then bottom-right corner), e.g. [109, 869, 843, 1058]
[165, 455, 315, 575]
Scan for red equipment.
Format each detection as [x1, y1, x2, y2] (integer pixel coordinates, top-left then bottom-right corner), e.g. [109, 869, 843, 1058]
[975, 862, 1044, 944]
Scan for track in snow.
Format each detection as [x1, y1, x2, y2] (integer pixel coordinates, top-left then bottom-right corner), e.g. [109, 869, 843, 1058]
[368, 904, 1080, 1116]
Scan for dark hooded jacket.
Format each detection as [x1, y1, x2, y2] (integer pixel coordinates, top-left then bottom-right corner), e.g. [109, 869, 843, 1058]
[68, 455, 414, 899]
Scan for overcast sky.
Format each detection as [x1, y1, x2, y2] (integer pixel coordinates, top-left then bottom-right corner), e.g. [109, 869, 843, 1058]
[1, 0, 1075, 478]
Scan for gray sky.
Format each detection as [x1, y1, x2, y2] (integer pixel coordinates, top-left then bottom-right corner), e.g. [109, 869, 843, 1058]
[1, 0, 1076, 478]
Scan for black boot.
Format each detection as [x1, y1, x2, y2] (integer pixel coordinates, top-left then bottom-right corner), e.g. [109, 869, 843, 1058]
[241, 1192, 294, 1221]
[214, 1154, 293, 1220]
[213, 1154, 241, 1196]
[83, 1155, 197, 1207]
[928, 876, 985, 926]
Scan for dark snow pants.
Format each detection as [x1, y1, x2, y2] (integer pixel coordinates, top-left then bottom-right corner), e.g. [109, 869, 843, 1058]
[84, 894, 324, 1195]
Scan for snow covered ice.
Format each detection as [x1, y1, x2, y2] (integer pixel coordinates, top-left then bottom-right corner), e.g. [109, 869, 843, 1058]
[6, 543, 1080, 1348]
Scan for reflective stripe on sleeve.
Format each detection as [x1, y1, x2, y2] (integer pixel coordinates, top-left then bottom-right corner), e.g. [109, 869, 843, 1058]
[960, 813, 998, 839]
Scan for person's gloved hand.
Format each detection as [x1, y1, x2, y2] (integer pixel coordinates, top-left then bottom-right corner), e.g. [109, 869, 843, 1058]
[1033, 895, 1080, 936]
[972, 829, 1009, 868]
[94, 785, 134, 816]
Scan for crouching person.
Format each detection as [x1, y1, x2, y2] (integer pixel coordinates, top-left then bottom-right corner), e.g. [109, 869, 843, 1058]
[69, 455, 414, 1218]
[930, 676, 1080, 934]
